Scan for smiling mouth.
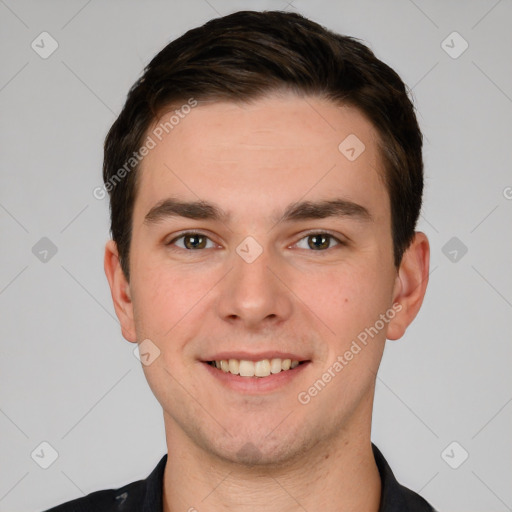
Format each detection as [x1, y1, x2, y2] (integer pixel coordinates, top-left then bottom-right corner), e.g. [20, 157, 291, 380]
[206, 358, 308, 378]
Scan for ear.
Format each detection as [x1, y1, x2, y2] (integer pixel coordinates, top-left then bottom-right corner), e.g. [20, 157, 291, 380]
[386, 232, 430, 340]
[104, 239, 137, 343]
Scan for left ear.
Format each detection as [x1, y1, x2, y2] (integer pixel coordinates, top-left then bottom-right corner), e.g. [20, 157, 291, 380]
[386, 232, 430, 340]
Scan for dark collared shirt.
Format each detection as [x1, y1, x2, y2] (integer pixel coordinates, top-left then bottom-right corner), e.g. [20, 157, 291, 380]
[43, 444, 437, 511]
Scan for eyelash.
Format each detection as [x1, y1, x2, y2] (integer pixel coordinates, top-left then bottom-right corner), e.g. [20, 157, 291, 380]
[166, 231, 346, 253]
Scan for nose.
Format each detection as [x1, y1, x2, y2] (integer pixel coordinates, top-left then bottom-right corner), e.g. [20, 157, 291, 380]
[215, 242, 293, 330]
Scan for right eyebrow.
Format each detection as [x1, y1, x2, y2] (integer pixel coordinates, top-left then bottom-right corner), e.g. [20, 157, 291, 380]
[143, 198, 230, 226]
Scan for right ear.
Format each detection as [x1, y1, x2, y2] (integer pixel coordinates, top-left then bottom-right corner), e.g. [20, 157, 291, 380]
[103, 239, 137, 343]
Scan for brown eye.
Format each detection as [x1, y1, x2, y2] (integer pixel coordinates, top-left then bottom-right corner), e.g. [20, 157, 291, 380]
[308, 234, 330, 250]
[168, 233, 214, 250]
[295, 233, 342, 251]
[183, 234, 207, 249]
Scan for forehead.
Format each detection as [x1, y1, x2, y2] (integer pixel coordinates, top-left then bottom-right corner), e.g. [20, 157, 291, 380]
[134, 94, 388, 225]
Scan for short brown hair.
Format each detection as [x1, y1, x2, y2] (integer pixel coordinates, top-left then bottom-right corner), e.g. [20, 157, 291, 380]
[103, 10, 423, 280]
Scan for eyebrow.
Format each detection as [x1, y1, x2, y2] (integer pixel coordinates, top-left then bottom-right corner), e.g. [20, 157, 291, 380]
[143, 197, 372, 226]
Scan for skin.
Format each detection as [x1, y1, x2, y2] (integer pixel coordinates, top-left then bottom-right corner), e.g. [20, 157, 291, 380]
[104, 92, 429, 512]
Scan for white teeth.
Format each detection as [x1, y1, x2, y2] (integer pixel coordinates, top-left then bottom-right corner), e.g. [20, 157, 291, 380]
[270, 358, 282, 374]
[210, 358, 301, 377]
[228, 359, 239, 374]
[254, 359, 271, 377]
[239, 360, 255, 377]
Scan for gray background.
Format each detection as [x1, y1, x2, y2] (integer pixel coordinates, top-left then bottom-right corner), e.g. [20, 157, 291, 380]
[0, 1, 511, 511]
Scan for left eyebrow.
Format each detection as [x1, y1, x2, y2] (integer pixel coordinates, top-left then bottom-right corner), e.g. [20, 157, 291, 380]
[143, 197, 372, 227]
[276, 199, 373, 224]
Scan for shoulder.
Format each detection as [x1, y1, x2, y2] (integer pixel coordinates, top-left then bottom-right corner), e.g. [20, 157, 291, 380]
[43, 478, 146, 512]
[387, 479, 437, 511]
[42, 454, 167, 512]
[372, 443, 438, 512]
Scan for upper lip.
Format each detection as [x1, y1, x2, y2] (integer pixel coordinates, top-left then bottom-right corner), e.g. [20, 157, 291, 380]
[203, 351, 310, 362]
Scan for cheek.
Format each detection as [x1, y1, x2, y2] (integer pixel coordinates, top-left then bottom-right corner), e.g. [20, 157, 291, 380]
[130, 266, 210, 398]
[311, 263, 394, 344]
[130, 260, 207, 339]
[130, 256, 227, 374]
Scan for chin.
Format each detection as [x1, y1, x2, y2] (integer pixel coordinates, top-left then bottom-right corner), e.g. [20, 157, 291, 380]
[199, 426, 318, 470]
[216, 441, 299, 468]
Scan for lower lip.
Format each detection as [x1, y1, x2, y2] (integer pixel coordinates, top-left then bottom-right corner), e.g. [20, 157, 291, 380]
[201, 361, 310, 394]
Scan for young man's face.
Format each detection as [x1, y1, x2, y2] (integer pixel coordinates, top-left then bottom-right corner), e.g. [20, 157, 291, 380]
[106, 93, 428, 466]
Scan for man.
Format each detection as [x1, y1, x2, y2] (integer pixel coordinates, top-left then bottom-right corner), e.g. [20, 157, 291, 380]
[46, 10, 436, 512]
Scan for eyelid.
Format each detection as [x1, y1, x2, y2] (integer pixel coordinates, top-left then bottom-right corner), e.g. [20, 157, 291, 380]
[291, 230, 347, 250]
[166, 230, 347, 251]
[296, 229, 347, 241]
[166, 230, 219, 248]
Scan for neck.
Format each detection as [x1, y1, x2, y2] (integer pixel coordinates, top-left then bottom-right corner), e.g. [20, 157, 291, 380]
[161, 418, 381, 512]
